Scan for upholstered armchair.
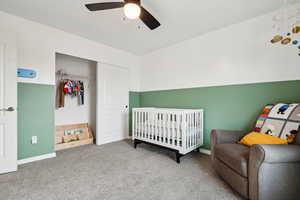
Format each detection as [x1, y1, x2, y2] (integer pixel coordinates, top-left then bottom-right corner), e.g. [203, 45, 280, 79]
[211, 129, 300, 200]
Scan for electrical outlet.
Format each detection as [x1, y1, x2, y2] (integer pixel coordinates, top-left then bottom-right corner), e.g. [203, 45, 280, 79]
[31, 136, 38, 144]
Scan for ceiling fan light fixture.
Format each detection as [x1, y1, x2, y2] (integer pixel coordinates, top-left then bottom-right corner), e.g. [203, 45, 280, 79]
[124, 3, 141, 19]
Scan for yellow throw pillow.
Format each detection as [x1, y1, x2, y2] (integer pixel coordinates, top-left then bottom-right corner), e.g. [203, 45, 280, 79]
[238, 132, 288, 147]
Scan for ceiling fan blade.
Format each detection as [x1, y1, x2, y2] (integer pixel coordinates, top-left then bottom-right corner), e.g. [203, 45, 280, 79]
[85, 2, 124, 11]
[140, 7, 161, 30]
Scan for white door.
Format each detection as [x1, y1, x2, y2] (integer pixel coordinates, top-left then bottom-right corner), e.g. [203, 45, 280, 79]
[0, 32, 17, 174]
[97, 63, 129, 145]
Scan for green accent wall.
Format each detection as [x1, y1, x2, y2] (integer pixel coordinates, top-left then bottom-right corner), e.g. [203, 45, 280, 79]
[18, 83, 55, 160]
[130, 80, 300, 149]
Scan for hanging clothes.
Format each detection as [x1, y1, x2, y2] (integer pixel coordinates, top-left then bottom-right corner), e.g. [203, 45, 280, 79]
[73, 80, 80, 96]
[57, 79, 85, 108]
[58, 80, 65, 108]
[64, 80, 75, 96]
[78, 81, 84, 105]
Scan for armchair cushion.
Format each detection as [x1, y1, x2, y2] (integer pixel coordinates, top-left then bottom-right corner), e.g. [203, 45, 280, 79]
[215, 144, 250, 177]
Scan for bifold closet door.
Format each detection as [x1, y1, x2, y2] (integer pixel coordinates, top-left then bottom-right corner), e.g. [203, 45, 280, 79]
[0, 32, 17, 174]
[97, 63, 129, 145]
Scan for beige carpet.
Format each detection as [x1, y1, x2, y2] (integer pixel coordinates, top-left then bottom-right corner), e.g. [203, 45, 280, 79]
[0, 140, 241, 200]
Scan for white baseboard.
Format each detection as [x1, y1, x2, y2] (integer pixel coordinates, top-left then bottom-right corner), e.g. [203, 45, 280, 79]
[17, 152, 56, 165]
[199, 148, 211, 155]
[96, 136, 128, 146]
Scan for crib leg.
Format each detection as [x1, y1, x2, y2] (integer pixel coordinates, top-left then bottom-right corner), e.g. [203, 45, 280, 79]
[134, 139, 141, 149]
[175, 151, 183, 164]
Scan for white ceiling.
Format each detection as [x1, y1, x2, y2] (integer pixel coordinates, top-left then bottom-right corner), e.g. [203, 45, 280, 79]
[0, 0, 297, 55]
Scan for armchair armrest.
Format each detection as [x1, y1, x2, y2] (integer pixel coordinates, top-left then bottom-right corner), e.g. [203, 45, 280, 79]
[258, 144, 300, 163]
[210, 129, 245, 163]
[249, 144, 300, 200]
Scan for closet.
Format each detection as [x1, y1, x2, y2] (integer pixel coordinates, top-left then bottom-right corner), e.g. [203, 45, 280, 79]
[55, 53, 97, 150]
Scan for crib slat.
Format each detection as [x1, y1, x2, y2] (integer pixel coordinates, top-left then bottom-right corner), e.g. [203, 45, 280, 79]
[132, 111, 135, 139]
[155, 112, 157, 141]
[171, 113, 175, 146]
[143, 111, 146, 138]
[190, 113, 193, 148]
[136, 112, 140, 138]
[171, 113, 174, 145]
[176, 114, 180, 147]
[158, 113, 161, 143]
[168, 113, 171, 144]
[186, 113, 188, 149]
[188, 113, 192, 148]
[140, 111, 142, 139]
[165, 113, 168, 144]
[173, 113, 176, 146]
[140, 111, 143, 139]
[195, 112, 197, 146]
[155, 112, 158, 142]
[193, 112, 197, 147]
[148, 112, 153, 140]
[187, 113, 189, 149]
[142, 111, 144, 139]
[148, 111, 151, 140]
[192, 113, 195, 147]
[170, 113, 173, 145]
[153, 112, 156, 141]
[196, 113, 198, 147]
[198, 112, 200, 145]
[151, 111, 154, 140]
[192, 113, 195, 148]
[160, 113, 162, 143]
[184, 113, 187, 150]
[201, 111, 204, 145]
[144, 111, 149, 140]
[183, 113, 186, 149]
[135, 111, 138, 138]
[163, 113, 165, 143]
[161, 113, 164, 143]
[191, 112, 194, 148]
[169, 113, 172, 145]
[196, 112, 199, 146]
[136, 111, 138, 138]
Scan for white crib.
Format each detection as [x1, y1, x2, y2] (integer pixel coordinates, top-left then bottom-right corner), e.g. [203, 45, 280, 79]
[132, 108, 204, 163]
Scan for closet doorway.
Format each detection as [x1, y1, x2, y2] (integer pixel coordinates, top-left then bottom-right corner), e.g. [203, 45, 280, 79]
[55, 53, 97, 151]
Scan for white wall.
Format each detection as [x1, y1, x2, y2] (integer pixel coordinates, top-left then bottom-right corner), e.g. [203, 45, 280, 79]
[140, 9, 300, 91]
[0, 11, 140, 91]
[55, 53, 97, 133]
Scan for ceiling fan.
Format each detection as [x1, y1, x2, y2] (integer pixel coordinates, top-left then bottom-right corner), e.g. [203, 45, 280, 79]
[85, 0, 161, 30]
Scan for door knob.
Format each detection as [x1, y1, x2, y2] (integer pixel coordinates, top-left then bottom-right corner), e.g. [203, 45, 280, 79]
[0, 107, 15, 112]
